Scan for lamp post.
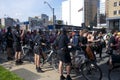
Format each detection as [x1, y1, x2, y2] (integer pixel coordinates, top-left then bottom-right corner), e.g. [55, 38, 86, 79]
[44, 1, 55, 29]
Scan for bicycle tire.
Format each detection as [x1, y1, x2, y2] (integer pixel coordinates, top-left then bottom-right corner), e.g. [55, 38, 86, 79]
[51, 53, 59, 72]
[108, 65, 120, 80]
[80, 61, 102, 80]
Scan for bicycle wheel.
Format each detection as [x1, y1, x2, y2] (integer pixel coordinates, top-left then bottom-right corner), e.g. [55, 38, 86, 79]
[80, 61, 102, 80]
[108, 66, 120, 80]
[51, 53, 59, 72]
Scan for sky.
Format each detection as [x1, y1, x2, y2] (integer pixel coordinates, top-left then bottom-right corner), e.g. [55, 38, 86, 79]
[0, 0, 105, 22]
[0, 0, 62, 22]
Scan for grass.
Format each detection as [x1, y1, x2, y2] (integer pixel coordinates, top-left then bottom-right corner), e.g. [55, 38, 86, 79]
[0, 65, 24, 80]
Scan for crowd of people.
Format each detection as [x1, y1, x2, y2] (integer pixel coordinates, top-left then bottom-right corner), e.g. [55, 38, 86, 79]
[0, 25, 120, 80]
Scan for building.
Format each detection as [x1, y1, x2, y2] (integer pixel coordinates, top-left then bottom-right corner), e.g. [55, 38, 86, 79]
[97, 0, 106, 27]
[84, 0, 98, 27]
[28, 14, 49, 30]
[106, 0, 120, 30]
[41, 14, 49, 26]
[62, 0, 84, 26]
[0, 17, 19, 28]
[62, 0, 98, 27]
[100, 0, 105, 14]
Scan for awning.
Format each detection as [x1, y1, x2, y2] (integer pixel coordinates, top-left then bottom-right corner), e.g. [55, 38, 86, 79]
[106, 17, 120, 20]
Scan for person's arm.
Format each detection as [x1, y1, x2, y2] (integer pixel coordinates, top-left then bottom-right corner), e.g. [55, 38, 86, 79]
[20, 30, 24, 38]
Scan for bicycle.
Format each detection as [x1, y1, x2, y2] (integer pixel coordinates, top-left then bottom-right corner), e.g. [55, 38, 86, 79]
[40, 45, 59, 70]
[108, 64, 120, 80]
[108, 54, 120, 80]
[52, 45, 103, 80]
[72, 48, 102, 80]
[21, 40, 34, 63]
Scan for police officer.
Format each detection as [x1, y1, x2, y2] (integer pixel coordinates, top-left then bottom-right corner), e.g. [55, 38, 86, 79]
[5, 26, 14, 60]
[34, 29, 44, 73]
[56, 28, 72, 80]
[13, 25, 24, 65]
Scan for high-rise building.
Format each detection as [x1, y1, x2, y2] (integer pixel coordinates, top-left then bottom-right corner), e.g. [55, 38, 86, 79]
[106, 0, 120, 30]
[62, 0, 98, 27]
[100, 0, 105, 14]
[84, 0, 98, 27]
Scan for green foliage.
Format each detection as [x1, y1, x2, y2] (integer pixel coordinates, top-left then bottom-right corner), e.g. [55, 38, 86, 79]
[0, 66, 24, 80]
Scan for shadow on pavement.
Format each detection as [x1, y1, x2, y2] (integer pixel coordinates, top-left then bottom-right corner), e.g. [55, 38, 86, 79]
[12, 68, 40, 80]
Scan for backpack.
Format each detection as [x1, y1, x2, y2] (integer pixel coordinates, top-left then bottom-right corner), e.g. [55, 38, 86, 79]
[72, 35, 80, 47]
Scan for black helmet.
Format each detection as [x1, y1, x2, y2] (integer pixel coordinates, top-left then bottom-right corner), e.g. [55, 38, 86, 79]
[7, 26, 11, 32]
[60, 27, 66, 31]
[15, 24, 20, 30]
[60, 27, 66, 34]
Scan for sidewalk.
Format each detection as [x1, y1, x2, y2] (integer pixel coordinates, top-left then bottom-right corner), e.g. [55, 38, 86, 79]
[1, 61, 60, 80]
[0, 51, 111, 80]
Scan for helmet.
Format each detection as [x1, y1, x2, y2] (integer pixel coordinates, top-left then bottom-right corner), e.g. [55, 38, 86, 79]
[15, 24, 20, 30]
[7, 26, 12, 31]
[60, 27, 66, 32]
[60, 27, 67, 35]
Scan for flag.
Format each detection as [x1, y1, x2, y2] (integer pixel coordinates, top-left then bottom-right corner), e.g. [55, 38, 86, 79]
[78, 7, 83, 12]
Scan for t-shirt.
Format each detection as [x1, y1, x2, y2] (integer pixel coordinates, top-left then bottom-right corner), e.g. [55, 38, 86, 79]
[57, 34, 69, 50]
[109, 36, 116, 50]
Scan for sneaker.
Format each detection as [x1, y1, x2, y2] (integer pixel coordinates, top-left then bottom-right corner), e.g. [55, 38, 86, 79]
[66, 75, 72, 80]
[60, 75, 66, 80]
[15, 60, 23, 65]
[15, 60, 19, 65]
[37, 67, 44, 73]
[19, 60, 23, 64]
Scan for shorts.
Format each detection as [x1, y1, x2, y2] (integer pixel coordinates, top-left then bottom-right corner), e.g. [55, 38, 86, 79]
[14, 42, 21, 52]
[34, 45, 42, 55]
[111, 54, 120, 64]
[57, 49, 71, 63]
[6, 42, 13, 48]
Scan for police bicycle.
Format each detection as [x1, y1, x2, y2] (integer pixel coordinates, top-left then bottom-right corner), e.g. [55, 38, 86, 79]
[52, 44, 103, 80]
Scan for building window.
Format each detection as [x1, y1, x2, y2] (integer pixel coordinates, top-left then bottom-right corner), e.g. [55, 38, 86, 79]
[114, 2, 117, 7]
[114, 11, 117, 15]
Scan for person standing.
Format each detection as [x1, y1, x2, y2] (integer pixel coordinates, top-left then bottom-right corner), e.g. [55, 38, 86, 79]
[34, 29, 44, 73]
[55, 28, 72, 80]
[5, 26, 14, 60]
[13, 25, 24, 65]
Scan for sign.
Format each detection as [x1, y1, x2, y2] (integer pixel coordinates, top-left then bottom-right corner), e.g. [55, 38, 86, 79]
[48, 25, 53, 30]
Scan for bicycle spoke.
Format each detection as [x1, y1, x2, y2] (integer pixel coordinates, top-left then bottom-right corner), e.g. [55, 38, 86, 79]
[109, 67, 120, 80]
[81, 62, 102, 80]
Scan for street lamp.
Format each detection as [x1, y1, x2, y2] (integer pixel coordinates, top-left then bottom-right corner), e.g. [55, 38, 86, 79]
[44, 1, 55, 29]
